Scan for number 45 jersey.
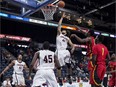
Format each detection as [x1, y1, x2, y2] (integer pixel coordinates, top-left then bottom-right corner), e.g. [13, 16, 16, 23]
[37, 50, 55, 70]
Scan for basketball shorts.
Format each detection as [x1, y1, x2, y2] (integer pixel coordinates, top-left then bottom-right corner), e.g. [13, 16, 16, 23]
[87, 53, 94, 71]
[12, 73, 25, 86]
[90, 64, 106, 86]
[88, 60, 94, 71]
[32, 69, 58, 87]
[55, 50, 71, 66]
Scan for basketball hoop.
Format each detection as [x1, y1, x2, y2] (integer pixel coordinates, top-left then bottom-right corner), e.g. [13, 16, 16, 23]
[41, 4, 58, 20]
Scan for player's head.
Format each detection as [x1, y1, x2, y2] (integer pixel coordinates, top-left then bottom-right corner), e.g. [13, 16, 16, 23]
[17, 54, 23, 60]
[43, 41, 50, 49]
[62, 30, 70, 37]
[111, 53, 116, 60]
[62, 30, 67, 36]
[87, 29, 94, 36]
[95, 35, 104, 44]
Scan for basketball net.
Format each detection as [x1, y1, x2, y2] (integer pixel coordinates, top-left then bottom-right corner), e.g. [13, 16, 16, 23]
[41, 4, 57, 20]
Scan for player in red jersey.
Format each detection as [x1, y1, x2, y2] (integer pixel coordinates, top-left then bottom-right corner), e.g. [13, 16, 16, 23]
[71, 29, 95, 71]
[91, 35, 110, 87]
[107, 53, 116, 87]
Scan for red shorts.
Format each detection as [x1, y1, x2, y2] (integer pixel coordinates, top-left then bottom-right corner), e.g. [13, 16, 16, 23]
[90, 64, 106, 86]
[108, 76, 116, 87]
[88, 61, 94, 71]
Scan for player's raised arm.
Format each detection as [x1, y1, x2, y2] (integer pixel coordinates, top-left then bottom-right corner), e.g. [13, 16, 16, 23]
[29, 51, 39, 76]
[57, 12, 65, 36]
[75, 25, 87, 36]
[71, 34, 90, 43]
[0, 60, 15, 77]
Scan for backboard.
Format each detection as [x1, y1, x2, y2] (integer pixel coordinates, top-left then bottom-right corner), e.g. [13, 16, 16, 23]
[4, 0, 56, 17]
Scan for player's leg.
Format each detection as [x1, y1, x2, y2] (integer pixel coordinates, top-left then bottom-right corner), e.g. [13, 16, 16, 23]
[12, 74, 20, 87]
[57, 50, 65, 77]
[55, 50, 61, 78]
[57, 68, 63, 86]
[90, 66, 100, 87]
[66, 63, 72, 76]
[55, 50, 65, 86]
[65, 63, 72, 84]
[46, 69, 58, 87]
[18, 74, 26, 87]
[64, 50, 72, 75]
[64, 50, 72, 83]
[31, 70, 46, 87]
[92, 65, 105, 87]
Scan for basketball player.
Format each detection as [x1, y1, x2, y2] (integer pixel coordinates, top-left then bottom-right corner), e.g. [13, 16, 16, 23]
[107, 53, 116, 87]
[0, 54, 28, 87]
[71, 29, 95, 72]
[56, 12, 75, 84]
[28, 41, 61, 87]
[91, 35, 110, 87]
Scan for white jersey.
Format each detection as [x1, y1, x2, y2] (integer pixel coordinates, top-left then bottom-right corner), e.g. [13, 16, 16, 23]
[56, 34, 69, 50]
[13, 60, 25, 74]
[36, 50, 55, 70]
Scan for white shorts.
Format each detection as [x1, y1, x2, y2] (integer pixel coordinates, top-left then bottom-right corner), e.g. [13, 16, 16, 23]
[12, 73, 25, 86]
[32, 69, 58, 87]
[55, 50, 71, 66]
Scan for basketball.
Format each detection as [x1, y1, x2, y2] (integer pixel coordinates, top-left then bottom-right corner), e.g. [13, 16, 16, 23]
[58, 1, 65, 8]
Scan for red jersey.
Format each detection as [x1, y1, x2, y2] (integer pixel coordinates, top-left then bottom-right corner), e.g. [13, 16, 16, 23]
[86, 36, 95, 58]
[92, 44, 109, 65]
[109, 61, 116, 76]
[108, 61, 116, 86]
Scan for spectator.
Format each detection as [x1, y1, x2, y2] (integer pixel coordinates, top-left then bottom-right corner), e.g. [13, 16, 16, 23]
[2, 77, 12, 87]
[4, 53, 12, 63]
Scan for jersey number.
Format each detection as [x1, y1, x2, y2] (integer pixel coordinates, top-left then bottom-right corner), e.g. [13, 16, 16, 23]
[44, 55, 52, 63]
[19, 66, 22, 69]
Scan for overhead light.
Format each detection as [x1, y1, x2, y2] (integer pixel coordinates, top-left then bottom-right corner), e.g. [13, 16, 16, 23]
[110, 34, 114, 37]
[94, 32, 100, 35]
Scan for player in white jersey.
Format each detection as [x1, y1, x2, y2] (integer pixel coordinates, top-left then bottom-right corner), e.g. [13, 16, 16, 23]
[56, 12, 75, 85]
[28, 41, 61, 87]
[0, 54, 29, 87]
